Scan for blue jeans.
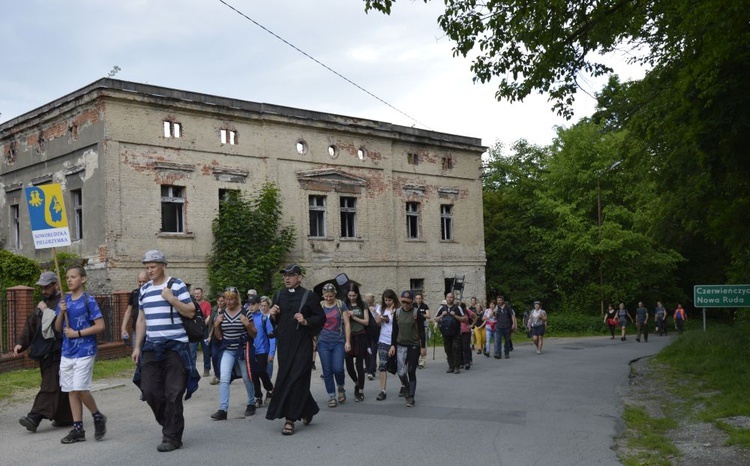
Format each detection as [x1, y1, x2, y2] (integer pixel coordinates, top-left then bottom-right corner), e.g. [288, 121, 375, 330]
[219, 349, 254, 411]
[267, 359, 274, 380]
[211, 339, 222, 379]
[201, 341, 211, 371]
[189, 342, 198, 369]
[485, 327, 495, 354]
[317, 338, 346, 397]
[494, 327, 511, 356]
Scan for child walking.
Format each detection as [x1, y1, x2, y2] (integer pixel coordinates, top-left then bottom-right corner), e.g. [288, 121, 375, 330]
[54, 266, 107, 444]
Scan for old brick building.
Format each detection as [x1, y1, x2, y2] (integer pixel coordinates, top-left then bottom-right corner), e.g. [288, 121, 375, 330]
[1, 79, 486, 302]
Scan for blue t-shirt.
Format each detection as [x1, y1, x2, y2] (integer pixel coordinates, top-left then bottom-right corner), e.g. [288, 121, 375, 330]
[56, 293, 103, 359]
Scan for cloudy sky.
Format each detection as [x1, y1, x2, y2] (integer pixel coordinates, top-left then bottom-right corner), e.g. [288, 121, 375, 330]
[1, 0, 646, 150]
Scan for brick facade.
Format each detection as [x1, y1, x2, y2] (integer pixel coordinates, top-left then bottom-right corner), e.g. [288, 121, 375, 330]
[1, 79, 487, 306]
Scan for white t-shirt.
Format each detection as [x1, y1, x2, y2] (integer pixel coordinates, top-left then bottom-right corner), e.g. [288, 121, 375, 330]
[378, 307, 395, 345]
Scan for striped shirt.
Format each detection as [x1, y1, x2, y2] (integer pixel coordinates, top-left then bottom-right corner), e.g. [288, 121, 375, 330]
[221, 308, 251, 351]
[139, 277, 192, 343]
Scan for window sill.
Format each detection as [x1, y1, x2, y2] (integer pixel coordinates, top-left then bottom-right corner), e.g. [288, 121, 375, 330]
[157, 232, 195, 239]
[308, 236, 333, 241]
[338, 237, 364, 242]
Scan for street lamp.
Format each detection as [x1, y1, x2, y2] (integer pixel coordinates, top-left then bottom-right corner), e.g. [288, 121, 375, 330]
[597, 161, 622, 316]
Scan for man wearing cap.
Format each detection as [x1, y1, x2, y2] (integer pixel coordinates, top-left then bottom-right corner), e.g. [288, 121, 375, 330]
[131, 250, 198, 452]
[15, 271, 73, 433]
[434, 292, 467, 374]
[389, 290, 426, 407]
[266, 265, 325, 435]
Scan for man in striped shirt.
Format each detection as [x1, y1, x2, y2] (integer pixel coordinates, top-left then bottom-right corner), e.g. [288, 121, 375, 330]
[132, 250, 196, 453]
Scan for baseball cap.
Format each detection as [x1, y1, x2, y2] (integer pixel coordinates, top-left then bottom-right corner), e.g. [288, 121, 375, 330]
[247, 294, 260, 304]
[142, 250, 168, 265]
[400, 290, 414, 302]
[279, 264, 302, 275]
[36, 271, 58, 286]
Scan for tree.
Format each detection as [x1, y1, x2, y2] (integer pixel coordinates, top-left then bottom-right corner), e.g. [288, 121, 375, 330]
[207, 183, 295, 297]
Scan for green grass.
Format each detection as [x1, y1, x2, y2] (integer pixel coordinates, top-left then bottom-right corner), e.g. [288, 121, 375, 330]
[618, 320, 750, 462]
[0, 357, 135, 402]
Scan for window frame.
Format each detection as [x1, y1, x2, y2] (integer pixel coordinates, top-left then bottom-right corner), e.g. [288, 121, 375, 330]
[71, 189, 83, 240]
[309, 195, 327, 238]
[163, 120, 182, 138]
[339, 196, 357, 238]
[440, 204, 454, 241]
[10, 203, 20, 248]
[406, 201, 421, 240]
[161, 185, 186, 233]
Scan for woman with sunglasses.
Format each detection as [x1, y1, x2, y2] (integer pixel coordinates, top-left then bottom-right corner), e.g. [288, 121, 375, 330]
[344, 282, 369, 402]
[211, 287, 257, 420]
[317, 283, 351, 407]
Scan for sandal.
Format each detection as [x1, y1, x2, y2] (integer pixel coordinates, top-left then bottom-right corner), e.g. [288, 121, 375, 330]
[281, 420, 295, 436]
[303, 415, 313, 426]
[337, 386, 346, 404]
[328, 398, 337, 408]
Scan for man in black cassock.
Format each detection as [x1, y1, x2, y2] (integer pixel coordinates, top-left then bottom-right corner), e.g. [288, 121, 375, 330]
[14, 272, 73, 432]
[266, 265, 324, 435]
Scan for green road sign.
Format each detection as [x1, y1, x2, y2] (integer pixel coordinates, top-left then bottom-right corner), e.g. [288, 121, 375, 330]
[694, 285, 750, 308]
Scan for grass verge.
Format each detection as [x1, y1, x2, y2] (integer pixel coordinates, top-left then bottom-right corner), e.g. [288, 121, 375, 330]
[0, 357, 134, 402]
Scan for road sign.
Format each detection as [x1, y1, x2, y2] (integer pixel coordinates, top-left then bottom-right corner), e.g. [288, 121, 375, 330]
[24, 184, 71, 249]
[694, 285, 750, 308]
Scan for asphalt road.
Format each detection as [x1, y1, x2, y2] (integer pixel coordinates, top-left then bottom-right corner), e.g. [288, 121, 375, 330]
[1, 334, 671, 466]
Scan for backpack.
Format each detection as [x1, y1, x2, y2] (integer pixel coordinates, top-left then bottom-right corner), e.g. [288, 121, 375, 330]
[166, 278, 206, 343]
[29, 293, 93, 360]
[438, 304, 462, 337]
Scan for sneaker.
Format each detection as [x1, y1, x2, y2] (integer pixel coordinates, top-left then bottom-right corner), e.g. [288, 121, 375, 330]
[454, 367, 461, 374]
[376, 391, 386, 401]
[367, 373, 375, 381]
[244, 405, 256, 417]
[320, 373, 324, 379]
[636, 338, 641, 342]
[311, 362, 317, 371]
[398, 386, 408, 398]
[157, 441, 182, 452]
[210, 377, 220, 385]
[446, 367, 455, 373]
[19, 416, 39, 433]
[536, 349, 541, 354]
[255, 398, 263, 408]
[464, 364, 471, 370]
[61, 428, 86, 444]
[211, 409, 227, 420]
[203, 370, 211, 377]
[505, 354, 510, 359]
[406, 397, 415, 407]
[93, 414, 107, 441]
[477, 350, 482, 354]
[494, 355, 501, 359]
[266, 390, 273, 402]
[484, 351, 489, 357]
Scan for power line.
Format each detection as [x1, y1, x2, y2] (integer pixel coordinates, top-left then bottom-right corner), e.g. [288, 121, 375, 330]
[217, 0, 432, 130]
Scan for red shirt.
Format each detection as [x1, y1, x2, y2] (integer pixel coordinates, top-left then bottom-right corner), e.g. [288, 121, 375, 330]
[199, 300, 212, 319]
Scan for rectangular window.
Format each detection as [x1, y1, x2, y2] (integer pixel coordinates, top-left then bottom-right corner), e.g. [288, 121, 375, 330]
[407, 153, 419, 165]
[406, 202, 420, 239]
[441, 155, 454, 170]
[340, 197, 357, 238]
[163, 120, 182, 138]
[11, 204, 20, 248]
[220, 129, 238, 145]
[309, 195, 327, 237]
[410, 279, 424, 293]
[71, 189, 83, 240]
[440, 204, 453, 241]
[161, 185, 185, 233]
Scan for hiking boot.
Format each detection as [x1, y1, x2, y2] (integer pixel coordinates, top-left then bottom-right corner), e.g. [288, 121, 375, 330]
[244, 405, 256, 417]
[157, 441, 182, 452]
[93, 414, 107, 440]
[211, 409, 227, 420]
[19, 416, 39, 433]
[406, 397, 415, 407]
[61, 428, 86, 444]
[398, 386, 408, 398]
[376, 391, 387, 401]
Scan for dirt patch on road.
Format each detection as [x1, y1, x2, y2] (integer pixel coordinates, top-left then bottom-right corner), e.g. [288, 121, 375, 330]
[619, 357, 750, 465]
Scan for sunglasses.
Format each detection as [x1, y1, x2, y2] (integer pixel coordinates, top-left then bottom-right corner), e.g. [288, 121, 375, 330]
[225, 287, 238, 293]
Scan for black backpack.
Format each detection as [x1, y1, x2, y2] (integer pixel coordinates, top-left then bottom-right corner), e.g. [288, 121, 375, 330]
[166, 278, 206, 343]
[438, 304, 462, 337]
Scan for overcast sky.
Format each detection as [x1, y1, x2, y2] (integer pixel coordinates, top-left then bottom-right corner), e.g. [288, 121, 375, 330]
[1, 0, 646, 151]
